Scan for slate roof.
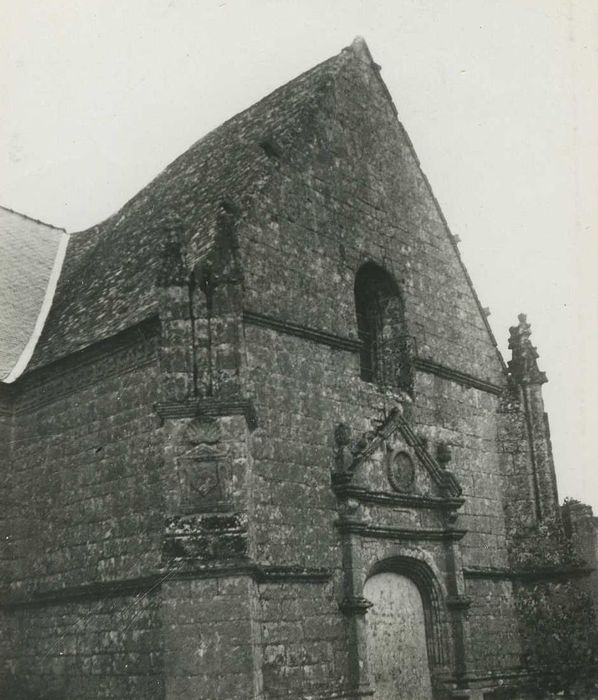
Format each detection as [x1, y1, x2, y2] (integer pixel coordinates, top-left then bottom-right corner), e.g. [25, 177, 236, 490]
[26, 43, 358, 372]
[0, 207, 67, 382]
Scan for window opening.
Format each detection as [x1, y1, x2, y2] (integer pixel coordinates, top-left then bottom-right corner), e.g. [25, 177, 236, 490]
[354, 263, 412, 392]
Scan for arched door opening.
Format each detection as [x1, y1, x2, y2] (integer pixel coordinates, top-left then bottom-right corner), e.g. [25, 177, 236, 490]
[364, 572, 433, 699]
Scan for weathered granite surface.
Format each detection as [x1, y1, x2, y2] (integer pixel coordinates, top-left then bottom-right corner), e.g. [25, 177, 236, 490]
[1, 37, 595, 700]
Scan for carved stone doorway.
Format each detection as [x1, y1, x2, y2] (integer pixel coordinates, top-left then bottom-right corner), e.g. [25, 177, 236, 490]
[364, 572, 434, 699]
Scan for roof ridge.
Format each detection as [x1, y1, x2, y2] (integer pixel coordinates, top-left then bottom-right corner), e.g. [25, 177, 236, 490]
[0, 204, 65, 232]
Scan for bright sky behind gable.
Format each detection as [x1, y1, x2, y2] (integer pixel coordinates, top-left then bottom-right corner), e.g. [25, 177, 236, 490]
[2, 0, 597, 509]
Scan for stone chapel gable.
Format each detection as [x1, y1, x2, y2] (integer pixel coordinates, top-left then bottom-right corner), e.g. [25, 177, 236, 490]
[1, 37, 596, 700]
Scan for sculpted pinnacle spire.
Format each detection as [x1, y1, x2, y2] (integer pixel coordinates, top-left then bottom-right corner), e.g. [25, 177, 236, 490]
[507, 313, 547, 385]
[156, 211, 187, 286]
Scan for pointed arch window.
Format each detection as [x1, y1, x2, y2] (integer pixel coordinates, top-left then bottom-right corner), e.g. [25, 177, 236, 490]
[354, 263, 413, 392]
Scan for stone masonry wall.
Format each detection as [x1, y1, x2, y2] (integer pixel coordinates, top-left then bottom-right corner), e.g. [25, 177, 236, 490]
[161, 577, 259, 700]
[239, 47, 519, 685]
[465, 578, 522, 673]
[5, 329, 162, 594]
[257, 579, 344, 699]
[0, 44, 542, 698]
[2, 593, 163, 700]
[1, 325, 166, 697]
[0, 395, 13, 682]
[242, 53, 503, 385]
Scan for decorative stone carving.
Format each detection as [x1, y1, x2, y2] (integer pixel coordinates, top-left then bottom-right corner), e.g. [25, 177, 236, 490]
[334, 423, 354, 475]
[436, 441, 452, 468]
[387, 450, 416, 493]
[339, 595, 374, 616]
[507, 313, 547, 386]
[331, 407, 463, 499]
[163, 512, 248, 562]
[156, 212, 188, 287]
[179, 460, 221, 503]
[176, 418, 229, 512]
[184, 418, 220, 446]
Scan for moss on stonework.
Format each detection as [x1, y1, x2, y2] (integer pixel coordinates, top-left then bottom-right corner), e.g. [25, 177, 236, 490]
[510, 518, 586, 572]
[511, 517, 598, 696]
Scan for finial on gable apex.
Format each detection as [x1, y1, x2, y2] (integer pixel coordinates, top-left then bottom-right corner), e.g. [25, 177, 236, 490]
[507, 313, 547, 385]
[347, 36, 377, 66]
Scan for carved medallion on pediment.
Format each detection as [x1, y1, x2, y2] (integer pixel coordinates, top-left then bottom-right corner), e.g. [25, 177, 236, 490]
[331, 407, 463, 501]
[387, 450, 416, 493]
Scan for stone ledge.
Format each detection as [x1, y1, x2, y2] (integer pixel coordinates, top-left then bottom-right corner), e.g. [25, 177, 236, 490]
[414, 357, 503, 396]
[155, 396, 257, 429]
[336, 520, 467, 542]
[338, 595, 373, 616]
[446, 595, 472, 610]
[4, 316, 160, 413]
[254, 565, 332, 583]
[463, 565, 594, 581]
[243, 309, 361, 353]
[242, 309, 505, 397]
[332, 483, 465, 512]
[1, 564, 333, 609]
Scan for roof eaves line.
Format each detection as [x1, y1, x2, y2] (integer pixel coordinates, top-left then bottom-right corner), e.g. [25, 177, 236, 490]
[0, 204, 65, 232]
[2, 232, 70, 384]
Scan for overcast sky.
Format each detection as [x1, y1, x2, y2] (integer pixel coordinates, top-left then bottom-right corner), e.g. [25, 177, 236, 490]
[2, 0, 597, 510]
